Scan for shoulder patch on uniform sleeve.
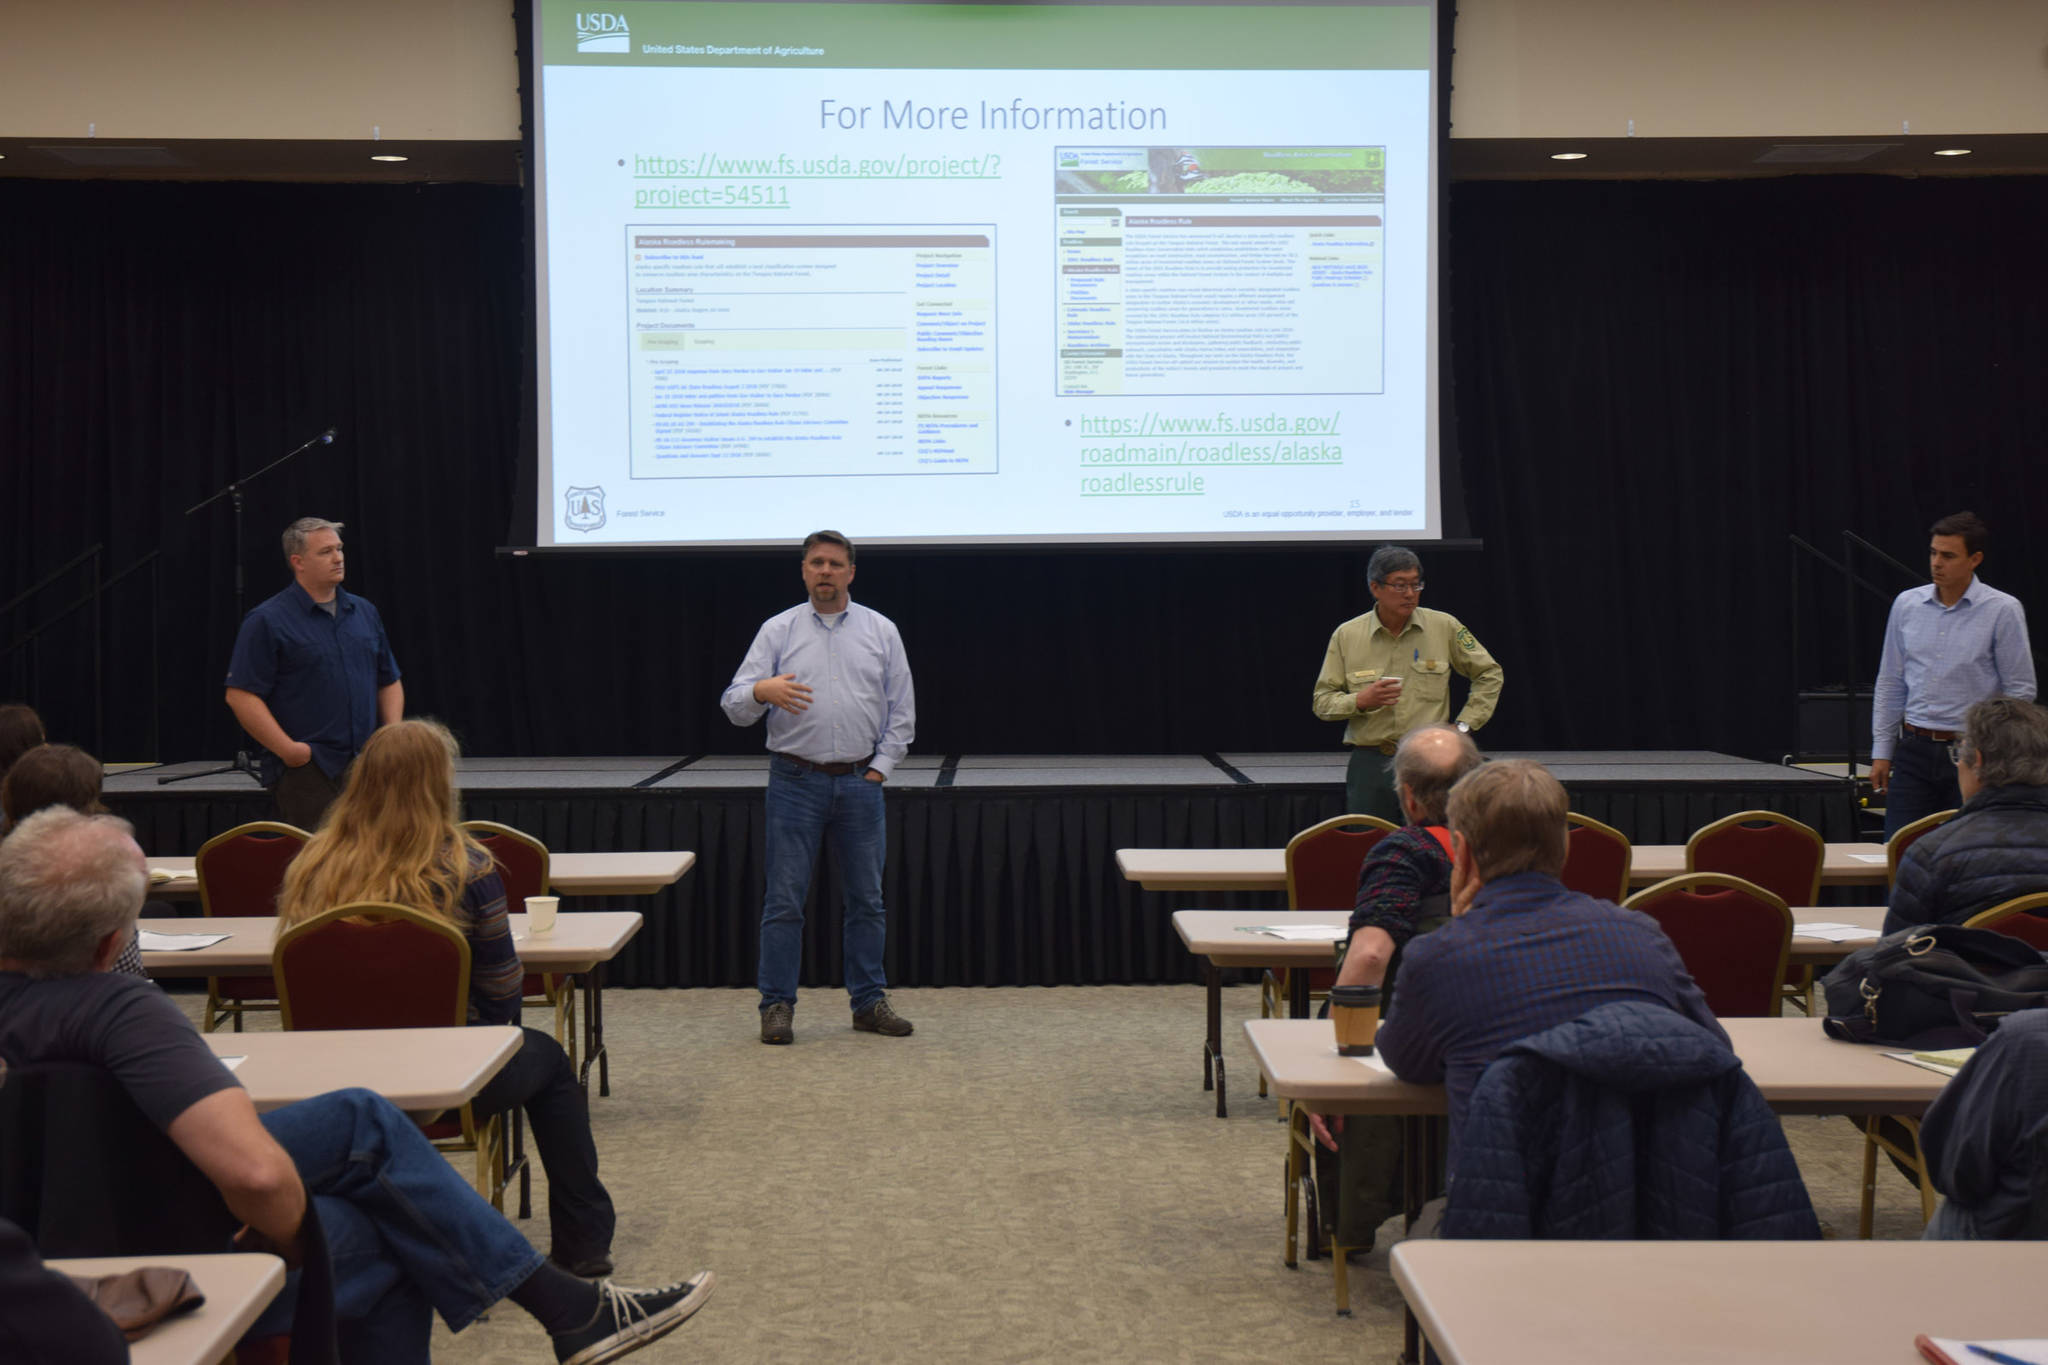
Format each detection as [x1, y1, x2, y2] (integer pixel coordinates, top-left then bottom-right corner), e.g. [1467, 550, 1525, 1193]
[1455, 627, 1479, 652]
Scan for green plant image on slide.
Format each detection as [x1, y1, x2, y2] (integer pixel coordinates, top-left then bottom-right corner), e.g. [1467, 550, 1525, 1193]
[1184, 172, 1316, 194]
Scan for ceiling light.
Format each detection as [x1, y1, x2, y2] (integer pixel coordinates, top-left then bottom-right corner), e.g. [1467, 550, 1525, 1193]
[1549, 152, 1588, 161]
[370, 153, 409, 163]
[1932, 148, 1972, 157]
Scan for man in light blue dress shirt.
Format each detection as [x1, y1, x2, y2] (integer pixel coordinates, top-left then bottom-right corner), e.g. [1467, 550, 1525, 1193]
[721, 531, 917, 1045]
[1872, 511, 2037, 839]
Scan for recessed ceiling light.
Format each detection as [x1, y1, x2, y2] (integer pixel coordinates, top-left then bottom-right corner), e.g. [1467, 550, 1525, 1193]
[1550, 152, 1589, 161]
[370, 153, 409, 163]
[1932, 148, 1972, 157]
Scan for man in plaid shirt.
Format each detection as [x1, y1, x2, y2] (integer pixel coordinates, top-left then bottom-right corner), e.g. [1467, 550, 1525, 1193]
[1377, 760, 1721, 1161]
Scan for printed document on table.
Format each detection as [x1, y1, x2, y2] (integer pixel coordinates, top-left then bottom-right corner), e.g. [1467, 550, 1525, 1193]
[139, 931, 230, 951]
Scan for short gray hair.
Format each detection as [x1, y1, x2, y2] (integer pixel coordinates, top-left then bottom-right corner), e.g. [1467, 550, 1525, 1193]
[1962, 697, 2048, 789]
[0, 808, 145, 977]
[1367, 544, 1420, 585]
[1392, 724, 1484, 825]
[282, 517, 343, 561]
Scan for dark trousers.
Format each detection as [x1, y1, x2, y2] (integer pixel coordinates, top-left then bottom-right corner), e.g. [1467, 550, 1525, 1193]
[272, 761, 343, 831]
[470, 1026, 616, 1266]
[1344, 746, 1402, 823]
[1884, 730, 1961, 840]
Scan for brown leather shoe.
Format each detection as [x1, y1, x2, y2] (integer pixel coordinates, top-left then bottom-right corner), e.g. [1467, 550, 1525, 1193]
[760, 1001, 794, 1045]
[851, 997, 913, 1036]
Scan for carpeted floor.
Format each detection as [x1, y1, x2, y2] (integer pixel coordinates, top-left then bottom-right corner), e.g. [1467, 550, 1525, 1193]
[177, 985, 1933, 1363]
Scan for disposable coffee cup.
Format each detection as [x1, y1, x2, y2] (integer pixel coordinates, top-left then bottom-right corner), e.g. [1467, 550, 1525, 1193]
[1382, 676, 1404, 693]
[525, 895, 560, 936]
[1329, 984, 1382, 1057]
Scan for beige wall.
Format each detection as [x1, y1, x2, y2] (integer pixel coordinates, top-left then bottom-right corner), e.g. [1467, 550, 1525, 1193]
[0, 0, 2041, 142]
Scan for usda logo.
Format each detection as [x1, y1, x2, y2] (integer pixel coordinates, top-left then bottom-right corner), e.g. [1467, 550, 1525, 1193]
[577, 12, 630, 53]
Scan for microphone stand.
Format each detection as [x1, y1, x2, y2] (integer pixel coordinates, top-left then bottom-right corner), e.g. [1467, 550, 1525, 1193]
[160, 428, 337, 787]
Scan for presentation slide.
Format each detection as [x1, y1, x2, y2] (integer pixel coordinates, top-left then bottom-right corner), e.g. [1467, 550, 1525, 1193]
[533, 0, 1440, 547]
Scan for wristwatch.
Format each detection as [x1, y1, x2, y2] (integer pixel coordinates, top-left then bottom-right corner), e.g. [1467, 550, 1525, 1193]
[1455, 721, 1471, 734]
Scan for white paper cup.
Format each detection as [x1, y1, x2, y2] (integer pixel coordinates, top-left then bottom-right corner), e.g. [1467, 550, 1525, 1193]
[1383, 675, 1405, 692]
[525, 895, 559, 935]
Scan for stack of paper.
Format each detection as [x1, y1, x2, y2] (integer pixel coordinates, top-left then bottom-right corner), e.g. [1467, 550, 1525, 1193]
[1887, 1048, 1975, 1077]
[138, 930, 230, 951]
[1248, 925, 1348, 942]
[1795, 921, 1884, 943]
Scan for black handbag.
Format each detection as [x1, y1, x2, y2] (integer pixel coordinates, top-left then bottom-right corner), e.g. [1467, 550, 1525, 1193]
[1821, 923, 2048, 1048]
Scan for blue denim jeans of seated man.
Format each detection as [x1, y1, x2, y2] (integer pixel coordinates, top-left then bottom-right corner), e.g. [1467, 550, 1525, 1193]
[759, 756, 889, 1013]
[243, 1087, 545, 1363]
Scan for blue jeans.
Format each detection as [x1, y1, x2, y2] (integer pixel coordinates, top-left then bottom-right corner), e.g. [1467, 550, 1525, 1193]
[1884, 729, 1961, 840]
[759, 757, 889, 1012]
[246, 1088, 545, 1363]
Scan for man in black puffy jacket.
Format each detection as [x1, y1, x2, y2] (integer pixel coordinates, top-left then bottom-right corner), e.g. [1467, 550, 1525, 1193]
[1885, 697, 2048, 935]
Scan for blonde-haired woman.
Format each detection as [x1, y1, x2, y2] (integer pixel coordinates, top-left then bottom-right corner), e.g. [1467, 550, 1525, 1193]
[279, 719, 617, 1277]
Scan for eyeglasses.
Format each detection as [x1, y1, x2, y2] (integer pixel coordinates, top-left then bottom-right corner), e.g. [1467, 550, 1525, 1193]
[1376, 580, 1425, 595]
[1948, 741, 1970, 765]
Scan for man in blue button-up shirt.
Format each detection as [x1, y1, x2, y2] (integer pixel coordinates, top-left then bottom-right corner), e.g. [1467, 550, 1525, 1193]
[223, 518, 403, 829]
[1872, 511, 2036, 838]
[721, 531, 917, 1045]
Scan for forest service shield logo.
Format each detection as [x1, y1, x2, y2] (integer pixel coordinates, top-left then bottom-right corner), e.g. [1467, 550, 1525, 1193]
[564, 485, 606, 532]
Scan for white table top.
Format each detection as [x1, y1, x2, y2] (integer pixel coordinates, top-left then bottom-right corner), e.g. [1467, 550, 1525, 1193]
[1392, 1240, 2048, 1365]
[140, 910, 644, 976]
[207, 1025, 520, 1113]
[1173, 906, 1888, 968]
[1243, 1015, 1948, 1117]
[145, 850, 693, 899]
[1119, 842, 1892, 892]
[48, 1252, 285, 1365]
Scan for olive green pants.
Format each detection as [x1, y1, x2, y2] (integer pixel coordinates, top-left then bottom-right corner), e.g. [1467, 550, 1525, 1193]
[1344, 745, 1402, 823]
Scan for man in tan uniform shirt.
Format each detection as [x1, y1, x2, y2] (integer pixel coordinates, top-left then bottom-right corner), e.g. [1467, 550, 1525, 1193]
[1312, 545, 1504, 820]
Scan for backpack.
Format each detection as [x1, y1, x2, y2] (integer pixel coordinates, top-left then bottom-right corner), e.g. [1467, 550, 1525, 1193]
[1820, 923, 2048, 1048]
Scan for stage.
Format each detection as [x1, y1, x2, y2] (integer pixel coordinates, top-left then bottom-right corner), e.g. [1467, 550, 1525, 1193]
[104, 751, 1851, 990]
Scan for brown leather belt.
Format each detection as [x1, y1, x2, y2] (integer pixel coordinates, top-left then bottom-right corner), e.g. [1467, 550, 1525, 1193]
[772, 751, 874, 776]
[1900, 721, 1959, 743]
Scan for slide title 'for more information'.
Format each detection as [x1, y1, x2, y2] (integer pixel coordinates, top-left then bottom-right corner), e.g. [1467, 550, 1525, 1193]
[819, 99, 1167, 132]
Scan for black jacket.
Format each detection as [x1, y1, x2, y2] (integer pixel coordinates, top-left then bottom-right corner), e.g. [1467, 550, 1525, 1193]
[1885, 785, 2048, 935]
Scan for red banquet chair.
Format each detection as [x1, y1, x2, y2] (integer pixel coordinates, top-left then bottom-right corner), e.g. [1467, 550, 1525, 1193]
[1562, 812, 1633, 903]
[194, 820, 309, 1032]
[274, 902, 524, 1212]
[1686, 810, 1823, 1012]
[1885, 808, 1958, 887]
[1963, 892, 2048, 951]
[1622, 873, 1792, 1018]
[1259, 815, 1397, 1099]
[462, 820, 577, 1067]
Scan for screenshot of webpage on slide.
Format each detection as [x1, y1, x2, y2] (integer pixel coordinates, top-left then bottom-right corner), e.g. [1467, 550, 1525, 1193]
[534, 0, 1436, 546]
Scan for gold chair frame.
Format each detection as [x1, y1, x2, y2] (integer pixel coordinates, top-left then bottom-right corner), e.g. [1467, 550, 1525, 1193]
[195, 820, 310, 1033]
[1685, 809, 1824, 1013]
[275, 902, 514, 1211]
[1884, 808, 1958, 886]
[1621, 872, 1793, 1015]
[1564, 811, 1634, 903]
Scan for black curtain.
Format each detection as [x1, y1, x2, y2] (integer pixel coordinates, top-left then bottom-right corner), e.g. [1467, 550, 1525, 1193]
[3, 175, 2042, 765]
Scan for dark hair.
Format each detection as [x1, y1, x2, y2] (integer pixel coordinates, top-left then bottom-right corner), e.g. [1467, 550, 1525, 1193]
[802, 530, 855, 564]
[1961, 698, 2048, 789]
[0, 705, 45, 785]
[1, 744, 106, 828]
[1367, 544, 1420, 585]
[1929, 511, 1990, 557]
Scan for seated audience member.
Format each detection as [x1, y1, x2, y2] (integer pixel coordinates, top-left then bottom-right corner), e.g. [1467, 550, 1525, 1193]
[0, 1215, 128, 1364]
[277, 718, 618, 1278]
[0, 704, 44, 787]
[1308, 725, 1481, 1243]
[1885, 697, 2048, 935]
[1919, 1009, 2048, 1239]
[1376, 759, 1725, 1154]
[1, 743, 146, 979]
[0, 808, 712, 1364]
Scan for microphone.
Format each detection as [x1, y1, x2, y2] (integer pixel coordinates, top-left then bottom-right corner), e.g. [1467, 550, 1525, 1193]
[320, 428, 337, 444]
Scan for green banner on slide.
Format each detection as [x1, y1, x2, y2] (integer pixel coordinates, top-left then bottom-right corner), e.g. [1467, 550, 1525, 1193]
[542, 1, 1429, 71]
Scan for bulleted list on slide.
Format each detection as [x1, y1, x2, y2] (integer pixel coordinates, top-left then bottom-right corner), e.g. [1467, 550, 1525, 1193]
[625, 226, 997, 479]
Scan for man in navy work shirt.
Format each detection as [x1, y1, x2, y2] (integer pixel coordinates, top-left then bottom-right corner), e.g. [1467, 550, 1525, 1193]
[1871, 510, 2036, 839]
[224, 517, 402, 829]
[1376, 758, 1722, 1163]
[721, 530, 917, 1046]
